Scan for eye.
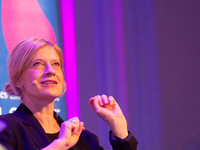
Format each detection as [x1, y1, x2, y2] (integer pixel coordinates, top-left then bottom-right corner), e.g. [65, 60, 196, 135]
[33, 62, 42, 66]
[53, 62, 60, 67]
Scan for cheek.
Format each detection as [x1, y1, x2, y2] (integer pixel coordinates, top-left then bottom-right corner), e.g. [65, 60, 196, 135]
[58, 70, 64, 80]
[57, 74, 64, 93]
[24, 70, 42, 83]
[21, 71, 33, 83]
[59, 73, 65, 89]
[28, 72, 36, 78]
[60, 73, 64, 84]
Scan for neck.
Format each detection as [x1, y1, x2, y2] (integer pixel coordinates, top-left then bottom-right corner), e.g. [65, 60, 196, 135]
[22, 97, 60, 133]
[34, 107, 60, 133]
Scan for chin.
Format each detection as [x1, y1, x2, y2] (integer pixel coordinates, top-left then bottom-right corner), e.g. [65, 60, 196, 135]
[42, 92, 61, 100]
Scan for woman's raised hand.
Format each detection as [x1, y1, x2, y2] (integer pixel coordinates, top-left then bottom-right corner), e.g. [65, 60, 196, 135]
[89, 95, 128, 139]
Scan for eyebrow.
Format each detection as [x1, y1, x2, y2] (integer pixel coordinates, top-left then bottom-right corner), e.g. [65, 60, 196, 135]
[31, 58, 60, 63]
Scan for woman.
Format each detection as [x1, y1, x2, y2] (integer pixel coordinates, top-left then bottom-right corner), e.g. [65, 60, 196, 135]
[0, 37, 138, 150]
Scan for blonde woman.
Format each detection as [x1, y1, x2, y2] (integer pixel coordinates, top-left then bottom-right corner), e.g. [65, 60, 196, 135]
[0, 37, 138, 150]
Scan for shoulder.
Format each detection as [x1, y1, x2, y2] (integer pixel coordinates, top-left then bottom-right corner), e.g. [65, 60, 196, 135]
[0, 113, 18, 138]
[0, 113, 23, 139]
[0, 113, 18, 149]
[0, 103, 37, 127]
[0, 113, 17, 119]
[0, 113, 19, 125]
[0, 104, 35, 135]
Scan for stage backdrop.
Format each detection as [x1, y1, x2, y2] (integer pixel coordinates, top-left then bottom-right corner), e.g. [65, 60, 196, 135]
[0, 0, 67, 120]
[0, 0, 162, 150]
[74, 1, 161, 149]
[1, 1, 199, 150]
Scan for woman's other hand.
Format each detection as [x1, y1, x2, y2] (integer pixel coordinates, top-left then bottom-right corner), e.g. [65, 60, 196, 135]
[58, 117, 84, 149]
[42, 117, 84, 150]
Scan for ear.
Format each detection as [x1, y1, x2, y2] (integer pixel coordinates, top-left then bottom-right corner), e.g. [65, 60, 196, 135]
[14, 78, 24, 88]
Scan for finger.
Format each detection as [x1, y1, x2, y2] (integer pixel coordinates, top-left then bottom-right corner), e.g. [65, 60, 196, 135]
[80, 122, 85, 130]
[89, 97, 95, 106]
[77, 122, 84, 134]
[72, 122, 84, 137]
[97, 95, 103, 106]
[101, 94, 108, 105]
[89, 95, 102, 107]
[108, 96, 115, 105]
[69, 117, 79, 124]
[89, 97, 97, 111]
[92, 97, 102, 112]
[68, 117, 80, 135]
[71, 123, 79, 136]
[59, 121, 76, 139]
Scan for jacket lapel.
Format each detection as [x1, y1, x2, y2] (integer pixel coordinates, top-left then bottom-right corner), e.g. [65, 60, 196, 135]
[14, 103, 51, 149]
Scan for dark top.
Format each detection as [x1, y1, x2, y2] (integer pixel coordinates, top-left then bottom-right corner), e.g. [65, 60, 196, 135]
[0, 103, 138, 150]
[46, 132, 59, 143]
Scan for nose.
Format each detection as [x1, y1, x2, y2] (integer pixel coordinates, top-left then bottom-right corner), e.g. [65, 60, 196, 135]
[44, 64, 55, 76]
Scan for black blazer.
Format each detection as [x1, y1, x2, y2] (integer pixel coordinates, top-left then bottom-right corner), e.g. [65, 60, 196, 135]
[0, 104, 138, 150]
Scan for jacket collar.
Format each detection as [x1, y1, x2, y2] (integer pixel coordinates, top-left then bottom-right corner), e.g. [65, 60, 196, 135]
[14, 103, 63, 149]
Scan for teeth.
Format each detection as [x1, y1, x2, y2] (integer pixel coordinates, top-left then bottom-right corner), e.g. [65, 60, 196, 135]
[42, 81, 55, 84]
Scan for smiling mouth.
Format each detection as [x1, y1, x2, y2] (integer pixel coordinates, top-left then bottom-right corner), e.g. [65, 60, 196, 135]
[41, 81, 57, 84]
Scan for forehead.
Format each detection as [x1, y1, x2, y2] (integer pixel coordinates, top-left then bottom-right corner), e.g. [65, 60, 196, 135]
[32, 45, 60, 61]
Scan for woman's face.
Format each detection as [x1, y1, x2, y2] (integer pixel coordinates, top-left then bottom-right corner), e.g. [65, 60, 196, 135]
[20, 45, 64, 101]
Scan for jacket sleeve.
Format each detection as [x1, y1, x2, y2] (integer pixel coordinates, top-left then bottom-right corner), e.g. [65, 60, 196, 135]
[109, 131, 138, 150]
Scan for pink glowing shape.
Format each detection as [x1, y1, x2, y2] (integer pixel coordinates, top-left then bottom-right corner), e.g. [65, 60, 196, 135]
[2, 0, 57, 53]
[60, 0, 80, 119]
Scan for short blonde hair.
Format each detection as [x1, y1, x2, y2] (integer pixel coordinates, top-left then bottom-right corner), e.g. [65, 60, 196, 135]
[5, 37, 66, 97]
